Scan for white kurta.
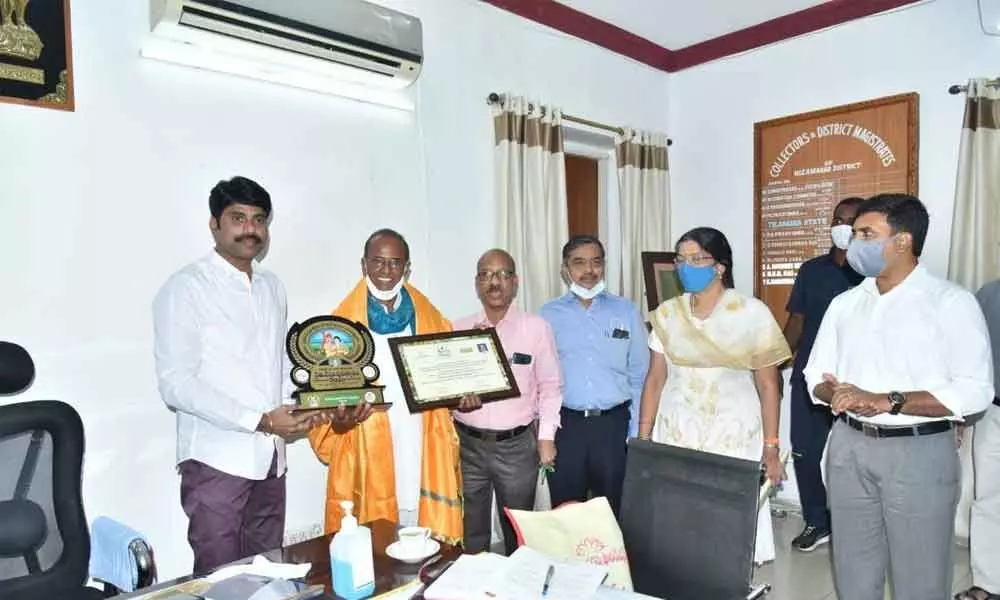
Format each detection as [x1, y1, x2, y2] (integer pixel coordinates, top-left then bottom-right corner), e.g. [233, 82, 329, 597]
[371, 330, 423, 527]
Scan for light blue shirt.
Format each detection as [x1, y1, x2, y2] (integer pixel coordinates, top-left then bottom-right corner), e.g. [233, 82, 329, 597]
[540, 291, 650, 438]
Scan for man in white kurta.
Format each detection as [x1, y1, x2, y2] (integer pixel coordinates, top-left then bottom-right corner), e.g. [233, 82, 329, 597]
[956, 280, 1000, 600]
[369, 300, 423, 526]
[308, 228, 467, 543]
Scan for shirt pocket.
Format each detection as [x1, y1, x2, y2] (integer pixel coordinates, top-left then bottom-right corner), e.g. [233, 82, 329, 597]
[510, 359, 532, 381]
[605, 322, 632, 371]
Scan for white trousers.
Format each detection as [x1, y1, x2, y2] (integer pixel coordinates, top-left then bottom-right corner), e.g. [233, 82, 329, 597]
[972, 404, 1000, 593]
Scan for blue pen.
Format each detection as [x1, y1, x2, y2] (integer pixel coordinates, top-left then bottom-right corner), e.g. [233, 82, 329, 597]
[542, 564, 555, 597]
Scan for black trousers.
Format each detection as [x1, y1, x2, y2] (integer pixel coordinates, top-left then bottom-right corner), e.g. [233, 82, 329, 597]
[547, 403, 629, 516]
[790, 377, 834, 530]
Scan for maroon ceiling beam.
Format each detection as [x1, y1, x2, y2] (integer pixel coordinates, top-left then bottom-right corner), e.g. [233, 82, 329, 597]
[480, 0, 924, 73]
[670, 0, 925, 70]
[480, 0, 671, 71]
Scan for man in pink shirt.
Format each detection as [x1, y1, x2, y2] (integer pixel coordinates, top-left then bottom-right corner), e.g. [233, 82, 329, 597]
[453, 249, 563, 554]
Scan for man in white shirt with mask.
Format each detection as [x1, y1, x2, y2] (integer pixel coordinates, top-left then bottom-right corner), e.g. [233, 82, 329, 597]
[540, 235, 649, 516]
[804, 193, 994, 600]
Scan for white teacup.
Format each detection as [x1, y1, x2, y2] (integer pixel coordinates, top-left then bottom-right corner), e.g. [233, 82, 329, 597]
[397, 526, 431, 554]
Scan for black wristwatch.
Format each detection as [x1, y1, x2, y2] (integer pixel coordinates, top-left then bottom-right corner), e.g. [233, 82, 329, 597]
[888, 391, 906, 415]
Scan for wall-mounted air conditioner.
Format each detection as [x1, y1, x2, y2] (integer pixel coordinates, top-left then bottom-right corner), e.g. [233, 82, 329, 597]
[981, 0, 1000, 35]
[142, 0, 423, 110]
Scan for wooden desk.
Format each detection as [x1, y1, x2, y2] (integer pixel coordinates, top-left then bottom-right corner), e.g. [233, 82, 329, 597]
[120, 520, 463, 599]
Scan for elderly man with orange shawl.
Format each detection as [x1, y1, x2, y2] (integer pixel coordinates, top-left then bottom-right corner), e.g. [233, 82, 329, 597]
[308, 228, 477, 546]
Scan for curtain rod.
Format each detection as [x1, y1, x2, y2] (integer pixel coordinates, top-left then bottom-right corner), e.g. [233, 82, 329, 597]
[486, 92, 672, 146]
[948, 78, 1000, 94]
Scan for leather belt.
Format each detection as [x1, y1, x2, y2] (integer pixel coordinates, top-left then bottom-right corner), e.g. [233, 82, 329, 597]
[454, 421, 530, 442]
[562, 401, 630, 418]
[837, 413, 954, 439]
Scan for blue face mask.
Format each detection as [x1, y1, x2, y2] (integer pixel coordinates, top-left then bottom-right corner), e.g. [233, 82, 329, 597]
[677, 263, 717, 293]
[846, 237, 891, 278]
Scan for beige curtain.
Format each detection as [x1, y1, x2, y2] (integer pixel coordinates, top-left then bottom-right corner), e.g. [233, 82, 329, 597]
[946, 78, 1000, 541]
[948, 78, 1000, 290]
[493, 95, 569, 312]
[616, 130, 671, 310]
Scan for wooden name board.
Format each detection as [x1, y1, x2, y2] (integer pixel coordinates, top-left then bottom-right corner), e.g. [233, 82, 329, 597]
[753, 93, 919, 325]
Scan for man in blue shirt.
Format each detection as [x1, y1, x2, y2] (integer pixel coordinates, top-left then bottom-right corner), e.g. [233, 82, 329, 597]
[783, 196, 864, 552]
[540, 235, 649, 516]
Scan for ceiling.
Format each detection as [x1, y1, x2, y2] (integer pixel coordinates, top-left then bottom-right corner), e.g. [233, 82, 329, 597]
[554, 0, 831, 49]
[483, 0, 925, 72]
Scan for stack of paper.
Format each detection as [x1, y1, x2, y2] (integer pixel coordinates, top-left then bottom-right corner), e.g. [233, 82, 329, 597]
[493, 546, 608, 600]
[423, 553, 509, 599]
[424, 547, 608, 600]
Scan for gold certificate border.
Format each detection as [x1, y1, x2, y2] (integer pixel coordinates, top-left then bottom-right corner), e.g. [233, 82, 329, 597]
[397, 333, 511, 404]
[388, 327, 521, 414]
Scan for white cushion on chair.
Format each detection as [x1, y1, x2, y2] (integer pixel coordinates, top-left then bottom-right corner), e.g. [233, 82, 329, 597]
[504, 496, 633, 591]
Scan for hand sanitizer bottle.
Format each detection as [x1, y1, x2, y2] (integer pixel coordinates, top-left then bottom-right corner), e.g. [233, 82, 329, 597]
[330, 500, 375, 599]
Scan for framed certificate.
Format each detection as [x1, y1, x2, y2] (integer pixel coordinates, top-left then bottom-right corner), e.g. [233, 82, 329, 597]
[387, 328, 521, 413]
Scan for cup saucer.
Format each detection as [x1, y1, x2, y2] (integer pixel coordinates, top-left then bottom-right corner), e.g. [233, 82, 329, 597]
[386, 539, 441, 564]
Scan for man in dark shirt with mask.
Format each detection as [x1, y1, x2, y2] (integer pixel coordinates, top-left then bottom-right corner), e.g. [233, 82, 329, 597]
[782, 196, 864, 552]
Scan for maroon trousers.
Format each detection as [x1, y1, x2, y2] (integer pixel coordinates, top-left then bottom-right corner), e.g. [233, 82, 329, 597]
[179, 452, 286, 574]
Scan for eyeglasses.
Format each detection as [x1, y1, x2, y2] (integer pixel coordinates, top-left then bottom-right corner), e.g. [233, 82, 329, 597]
[366, 257, 407, 271]
[674, 254, 715, 267]
[476, 269, 516, 282]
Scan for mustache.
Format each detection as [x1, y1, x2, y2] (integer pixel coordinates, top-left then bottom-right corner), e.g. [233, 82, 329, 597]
[235, 234, 262, 244]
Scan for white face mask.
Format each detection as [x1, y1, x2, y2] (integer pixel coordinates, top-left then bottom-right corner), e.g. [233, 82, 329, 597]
[570, 279, 606, 300]
[366, 275, 404, 301]
[831, 224, 853, 250]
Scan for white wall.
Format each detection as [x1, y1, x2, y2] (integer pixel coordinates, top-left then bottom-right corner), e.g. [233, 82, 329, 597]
[0, 0, 669, 580]
[668, 0, 1000, 290]
[667, 0, 999, 527]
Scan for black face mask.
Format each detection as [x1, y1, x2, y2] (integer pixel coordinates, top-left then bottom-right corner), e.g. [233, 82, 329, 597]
[0, 342, 35, 395]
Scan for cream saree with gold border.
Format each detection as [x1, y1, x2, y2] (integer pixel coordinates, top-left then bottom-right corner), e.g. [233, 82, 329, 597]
[648, 289, 791, 563]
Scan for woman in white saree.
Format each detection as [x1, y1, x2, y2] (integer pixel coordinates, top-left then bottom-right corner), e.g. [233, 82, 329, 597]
[637, 227, 790, 564]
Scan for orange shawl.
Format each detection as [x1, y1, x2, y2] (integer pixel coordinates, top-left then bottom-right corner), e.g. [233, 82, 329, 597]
[307, 279, 463, 545]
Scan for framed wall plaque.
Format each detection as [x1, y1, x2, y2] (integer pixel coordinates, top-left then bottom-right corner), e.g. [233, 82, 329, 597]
[388, 328, 520, 413]
[753, 93, 919, 325]
[0, 0, 74, 110]
[641, 251, 682, 312]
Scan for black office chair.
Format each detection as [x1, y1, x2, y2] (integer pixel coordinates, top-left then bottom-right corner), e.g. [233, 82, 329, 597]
[0, 399, 104, 600]
[619, 439, 770, 600]
[0, 341, 35, 396]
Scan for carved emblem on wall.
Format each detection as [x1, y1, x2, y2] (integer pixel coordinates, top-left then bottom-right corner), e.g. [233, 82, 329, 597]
[0, 0, 44, 61]
[0, 0, 74, 111]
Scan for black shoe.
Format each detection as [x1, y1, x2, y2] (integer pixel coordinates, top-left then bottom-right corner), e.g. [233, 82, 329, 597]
[791, 525, 830, 552]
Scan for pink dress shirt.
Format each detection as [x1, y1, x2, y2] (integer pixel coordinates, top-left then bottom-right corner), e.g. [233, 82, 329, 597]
[453, 307, 563, 440]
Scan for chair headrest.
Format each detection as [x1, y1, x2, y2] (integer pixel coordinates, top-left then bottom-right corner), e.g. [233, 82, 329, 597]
[0, 342, 35, 395]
